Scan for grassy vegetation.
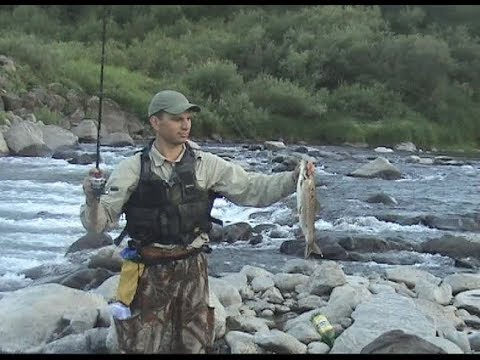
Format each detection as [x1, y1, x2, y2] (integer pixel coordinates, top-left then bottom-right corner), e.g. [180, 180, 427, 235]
[0, 5, 479, 150]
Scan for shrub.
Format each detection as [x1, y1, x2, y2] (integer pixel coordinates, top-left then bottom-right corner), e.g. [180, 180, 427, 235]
[184, 60, 244, 102]
[34, 106, 63, 125]
[315, 118, 366, 144]
[326, 82, 407, 122]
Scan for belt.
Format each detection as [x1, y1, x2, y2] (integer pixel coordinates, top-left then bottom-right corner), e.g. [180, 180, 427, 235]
[139, 245, 210, 266]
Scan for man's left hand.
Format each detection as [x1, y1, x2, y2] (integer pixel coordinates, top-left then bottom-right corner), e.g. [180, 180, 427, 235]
[292, 161, 316, 181]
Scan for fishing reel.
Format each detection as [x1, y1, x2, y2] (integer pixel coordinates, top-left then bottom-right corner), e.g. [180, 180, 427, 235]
[90, 173, 107, 199]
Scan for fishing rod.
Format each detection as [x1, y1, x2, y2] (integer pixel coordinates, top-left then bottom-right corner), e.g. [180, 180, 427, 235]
[90, 5, 109, 199]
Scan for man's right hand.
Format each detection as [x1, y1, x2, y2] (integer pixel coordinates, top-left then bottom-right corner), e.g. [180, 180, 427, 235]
[83, 167, 105, 204]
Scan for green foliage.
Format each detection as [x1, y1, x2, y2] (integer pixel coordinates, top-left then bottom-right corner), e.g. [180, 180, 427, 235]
[59, 58, 157, 117]
[316, 118, 366, 145]
[360, 111, 438, 148]
[0, 112, 8, 125]
[184, 60, 244, 102]
[244, 74, 328, 141]
[278, 5, 388, 89]
[246, 74, 326, 119]
[178, 23, 237, 66]
[9, 6, 62, 39]
[374, 33, 454, 117]
[34, 106, 63, 125]
[125, 32, 190, 76]
[441, 26, 480, 93]
[215, 92, 270, 140]
[326, 82, 407, 122]
[220, 9, 280, 80]
[383, 5, 427, 34]
[189, 105, 221, 139]
[0, 5, 479, 150]
[0, 33, 58, 84]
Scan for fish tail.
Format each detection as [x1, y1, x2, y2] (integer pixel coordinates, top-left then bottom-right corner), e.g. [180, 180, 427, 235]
[304, 245, 311, 259]
[305, 241, 323, 258]
[312, 241, 323, 257]
[304, 241, 323, 259]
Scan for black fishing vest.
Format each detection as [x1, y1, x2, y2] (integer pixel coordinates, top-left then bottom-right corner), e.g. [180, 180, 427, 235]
[123, 141, 219, 247]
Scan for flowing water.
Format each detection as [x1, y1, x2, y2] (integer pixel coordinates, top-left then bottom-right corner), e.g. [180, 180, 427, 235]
[0, 142, 479, 291]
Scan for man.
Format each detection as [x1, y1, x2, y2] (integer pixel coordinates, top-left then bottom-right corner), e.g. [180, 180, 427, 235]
[81, 90, 315, 353]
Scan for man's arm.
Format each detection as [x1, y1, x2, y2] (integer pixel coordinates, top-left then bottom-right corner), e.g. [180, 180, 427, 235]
[197, 151, 297, 207]
[80, 154, 141, 233]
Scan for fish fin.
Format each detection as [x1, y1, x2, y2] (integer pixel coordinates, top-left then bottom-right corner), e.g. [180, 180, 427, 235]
[298, 204, 303, 214]
[311, 241, 324, 257]
[304, 244, 311, 259]
[315, 199, 322, 214]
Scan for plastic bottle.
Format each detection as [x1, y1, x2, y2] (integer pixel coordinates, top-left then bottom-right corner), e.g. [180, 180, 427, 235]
[311, 313, 336, 347]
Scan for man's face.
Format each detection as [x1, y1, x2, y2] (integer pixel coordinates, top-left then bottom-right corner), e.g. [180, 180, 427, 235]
[150, 111, 193, 145]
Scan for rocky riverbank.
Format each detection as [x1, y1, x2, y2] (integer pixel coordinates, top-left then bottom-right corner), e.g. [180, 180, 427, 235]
[1, 247, 480, 354]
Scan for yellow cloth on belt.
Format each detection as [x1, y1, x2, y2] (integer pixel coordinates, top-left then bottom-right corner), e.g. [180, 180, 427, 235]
[116, 260, 145, 306]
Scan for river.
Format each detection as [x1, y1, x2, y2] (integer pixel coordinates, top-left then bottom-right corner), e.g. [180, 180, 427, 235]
[0, 141, 478, 292]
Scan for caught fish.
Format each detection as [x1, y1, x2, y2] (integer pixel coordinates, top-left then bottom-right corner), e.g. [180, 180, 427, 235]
[297, 159, 323, 258]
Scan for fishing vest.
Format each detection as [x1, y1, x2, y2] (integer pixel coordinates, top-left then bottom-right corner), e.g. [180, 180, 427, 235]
[122, 140, 220, 247]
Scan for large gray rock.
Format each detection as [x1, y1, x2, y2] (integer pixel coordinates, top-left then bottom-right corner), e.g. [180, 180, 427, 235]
[273, 273, 309, 293]
[226, 315, 269, 334]
[349, 157, 402, 180]
[85, 97, 142, 136]
[395, 142, 417, 152]
[444, 273, 480, 295]
[385, 266, 441, 288]
[454, 290, 480, 316]
[93, 275, 120, 303]
[264, 141, 286, 151]
[307, 261, 347, 296]
[100, 132, 134, 147]
[254, 329, 307, 354]
[4, 120, 50, 156]
[208, 289, 226, 340]
[225, 331, 263, 354]
[330, 292, 436, 353]
[208, 276, 242, 311]
[0, 283, 107, 353]
[41, 124, 78, 151]
[0, 131, 9, 156]
[422, 235, 480, 258]
[360, 329, 446, 354]
[71, 119, 101, 143]
[66, 233, 113, 254]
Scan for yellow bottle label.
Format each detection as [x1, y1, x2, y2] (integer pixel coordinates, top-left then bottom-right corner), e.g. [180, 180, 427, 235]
[312, 314, 334, 335]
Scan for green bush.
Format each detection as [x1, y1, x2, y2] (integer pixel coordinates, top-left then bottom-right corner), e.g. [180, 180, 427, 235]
[315, 118, 366, 144]
[0, 5, 479, 150]
[278, 5, 388, 89]
[184, 60, 244, 102]
[190, 106, 222, 139]
[244, 74, 328, 141]
[246, 74, 326, 119]
[0, 33, 57, 84]
[10, 6, 62, 38]
[326, 82, 407, 122]
[0, 112, 8, 125]
[362, 112, 436, 148]
[57, 58, 156, 118]
[125, 32, 190, 76]
[375, 33, 454, 116]
[34, 106, 63, 125]
[215, 92, 270, 140]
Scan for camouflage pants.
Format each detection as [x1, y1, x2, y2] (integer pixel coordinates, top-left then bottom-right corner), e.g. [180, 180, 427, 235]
[113, 252, 214, 353]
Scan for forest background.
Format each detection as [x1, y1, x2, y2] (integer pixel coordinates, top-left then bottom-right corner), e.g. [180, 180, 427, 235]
[1, 5, 479, 151]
